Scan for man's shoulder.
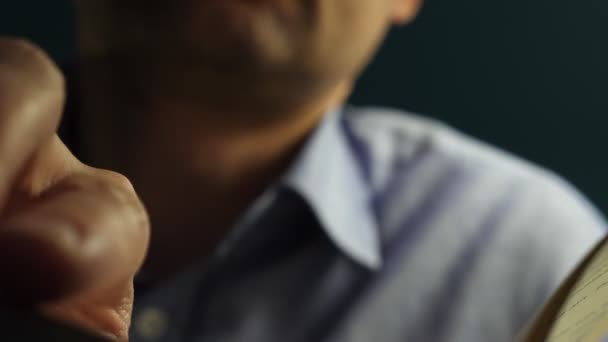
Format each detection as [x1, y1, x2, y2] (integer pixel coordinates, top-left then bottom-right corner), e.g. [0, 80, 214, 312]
[344, 107, 604, 210]
[338, 107, 605, 340]
[343, 105, 605, 262]
[344, 105, 555, 187]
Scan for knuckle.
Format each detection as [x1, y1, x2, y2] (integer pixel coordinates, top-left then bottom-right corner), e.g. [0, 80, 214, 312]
[0, 43, 66, 142]
[80, 167, 150, 230]
[0, 37, 63, 78]
[104, 172, 151, 239]
[101, 171, 136, 195]
[91, 174, 131, 203]
[0, 37, 66, 108]
[91, 169, 149, 207]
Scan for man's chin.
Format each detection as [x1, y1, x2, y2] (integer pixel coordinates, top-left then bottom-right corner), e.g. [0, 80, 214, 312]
[180, 2, 296, 70]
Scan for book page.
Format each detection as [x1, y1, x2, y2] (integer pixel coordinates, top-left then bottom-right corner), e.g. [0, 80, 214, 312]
[546, 240, 608, 341]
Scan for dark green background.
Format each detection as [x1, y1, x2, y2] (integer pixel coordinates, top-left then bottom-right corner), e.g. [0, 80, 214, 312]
[2, 0, 607, 214]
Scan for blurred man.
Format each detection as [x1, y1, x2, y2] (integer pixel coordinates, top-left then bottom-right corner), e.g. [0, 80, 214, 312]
[0, 0, 604, 341]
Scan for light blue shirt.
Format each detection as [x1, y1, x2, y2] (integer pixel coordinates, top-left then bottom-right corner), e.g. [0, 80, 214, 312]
[128, 106, 606, 342]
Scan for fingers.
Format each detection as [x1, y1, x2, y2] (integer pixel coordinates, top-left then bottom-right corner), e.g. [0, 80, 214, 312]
[0, 168, 150, 304]
[0, 38, 65, 208]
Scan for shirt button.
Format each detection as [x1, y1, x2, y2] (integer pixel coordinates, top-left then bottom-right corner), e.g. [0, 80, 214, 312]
[134, 307, 169, 341]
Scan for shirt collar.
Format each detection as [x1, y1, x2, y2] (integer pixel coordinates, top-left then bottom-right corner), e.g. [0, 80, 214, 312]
[283, 107, 382, 270]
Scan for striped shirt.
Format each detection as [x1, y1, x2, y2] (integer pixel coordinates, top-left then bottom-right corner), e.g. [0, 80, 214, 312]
[62, 105, 606, 342]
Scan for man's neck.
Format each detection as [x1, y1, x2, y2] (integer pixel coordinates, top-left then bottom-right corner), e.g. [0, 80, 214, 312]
[75, 63, 349, 279]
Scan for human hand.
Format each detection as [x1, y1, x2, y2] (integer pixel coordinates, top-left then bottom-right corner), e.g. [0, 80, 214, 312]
[0, 38, 150, 341]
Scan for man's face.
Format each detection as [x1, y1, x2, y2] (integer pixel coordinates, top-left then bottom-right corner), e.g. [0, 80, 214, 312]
[75, 0, 416, 116]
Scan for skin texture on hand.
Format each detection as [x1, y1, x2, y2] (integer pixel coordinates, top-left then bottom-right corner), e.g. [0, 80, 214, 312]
[0, 37, 150, 341]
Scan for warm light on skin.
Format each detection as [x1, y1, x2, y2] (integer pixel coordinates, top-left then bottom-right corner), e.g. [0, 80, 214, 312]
[71, 0, 422, 278]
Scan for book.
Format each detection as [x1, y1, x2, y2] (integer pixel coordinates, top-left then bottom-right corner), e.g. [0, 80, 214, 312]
[520, 235, 608, 341]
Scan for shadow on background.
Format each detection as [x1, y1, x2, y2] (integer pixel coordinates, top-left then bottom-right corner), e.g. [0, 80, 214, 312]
[2, 0, 607, 214]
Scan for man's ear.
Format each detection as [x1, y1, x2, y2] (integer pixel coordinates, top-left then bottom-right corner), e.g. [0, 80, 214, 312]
[392, 0, 423, 25]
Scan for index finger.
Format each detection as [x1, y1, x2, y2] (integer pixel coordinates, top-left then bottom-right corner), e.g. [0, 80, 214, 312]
[0, 38, 65, 207]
